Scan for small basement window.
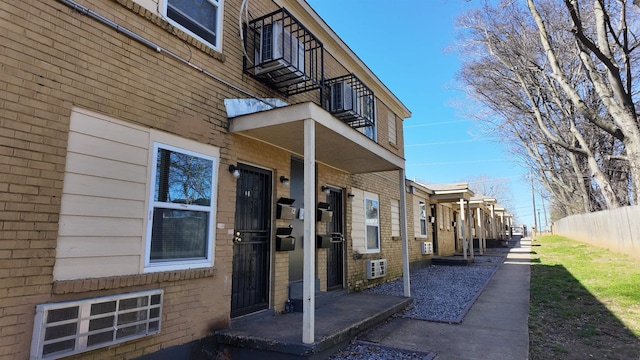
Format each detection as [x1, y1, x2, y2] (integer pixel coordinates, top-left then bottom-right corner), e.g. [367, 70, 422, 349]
[30, 290, 163, 360]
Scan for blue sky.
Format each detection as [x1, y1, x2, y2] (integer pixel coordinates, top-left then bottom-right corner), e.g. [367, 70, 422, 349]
[306, 0, 547, 229]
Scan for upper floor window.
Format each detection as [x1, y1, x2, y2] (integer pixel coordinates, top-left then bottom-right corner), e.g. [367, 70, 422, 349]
[164, 0, 222, 50]
[388, 112, 397, 145]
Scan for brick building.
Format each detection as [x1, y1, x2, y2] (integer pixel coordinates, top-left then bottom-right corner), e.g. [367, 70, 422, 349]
[0, 0, 415, 359]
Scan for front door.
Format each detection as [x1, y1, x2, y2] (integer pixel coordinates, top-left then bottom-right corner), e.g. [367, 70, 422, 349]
[430, 204, 439, 255]
[231, 164, 272, 318]
[326, 188, 344, 290]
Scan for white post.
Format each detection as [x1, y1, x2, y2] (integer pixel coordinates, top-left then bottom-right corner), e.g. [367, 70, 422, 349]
[477, 207, 484, 255]
[398, 170, 410, 297]
[459, 199, 467, 260]
[302, 119, 315, 344]
[490, 204, 496, 241]
[467, 200, 474, 260]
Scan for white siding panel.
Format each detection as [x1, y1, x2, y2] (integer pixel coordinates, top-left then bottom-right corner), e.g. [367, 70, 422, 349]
[70, 108, 149, 146]
[350, 189, 366, 254]
[55, 109, 151, 281]
[59, 194, 144, 218]
[58, 215, 143, 237]
[390, 199, 400, 237]
[64, 152, 147, 184]
[67, 131, 148, 166]
[62, 173, 146, 200]
[54, 256, 141, 280]
[413, 197, 421, 237]
[57, 236, 143, 258]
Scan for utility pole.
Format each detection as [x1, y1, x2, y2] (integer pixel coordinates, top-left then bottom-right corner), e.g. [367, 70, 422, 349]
[530, 169, 538, 237]
[540, 193, 548, 232]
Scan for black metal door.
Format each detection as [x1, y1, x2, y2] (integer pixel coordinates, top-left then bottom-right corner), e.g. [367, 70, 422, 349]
[231, 164, 271, 318]
[326, 188, 344, 290]
[430, 204, 439, 255]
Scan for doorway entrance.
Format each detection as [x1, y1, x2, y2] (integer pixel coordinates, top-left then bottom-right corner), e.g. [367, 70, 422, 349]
[230, 164, 272, 318]
[325, 188, 344, 290]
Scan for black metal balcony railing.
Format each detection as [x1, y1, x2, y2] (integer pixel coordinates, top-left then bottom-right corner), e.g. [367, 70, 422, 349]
[244, 8, 323, 96]
[324, 74, 375, 129]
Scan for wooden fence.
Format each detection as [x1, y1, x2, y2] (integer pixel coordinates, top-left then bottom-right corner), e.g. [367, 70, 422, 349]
[554, 205, 640, 260]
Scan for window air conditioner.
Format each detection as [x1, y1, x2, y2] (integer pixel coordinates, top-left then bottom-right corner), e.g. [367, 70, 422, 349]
[421, 241, 433, 255]
[255, 22, 305, 79]
[330, 81, 360, 115]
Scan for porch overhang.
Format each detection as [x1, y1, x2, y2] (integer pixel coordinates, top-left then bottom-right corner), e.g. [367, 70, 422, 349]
[229, 102, 405, 173]
[430, 190, 474, 203]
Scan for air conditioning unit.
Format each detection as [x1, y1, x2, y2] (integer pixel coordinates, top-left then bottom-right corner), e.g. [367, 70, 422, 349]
[255, 22, 305, 80]
[330, 81, 360, 116]
[30, 290, 163, 360]
[366, 259, 387, 279]
[421, 241, 433, 255]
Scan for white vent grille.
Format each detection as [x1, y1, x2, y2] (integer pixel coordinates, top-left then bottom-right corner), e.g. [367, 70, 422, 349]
[366, 259, 387, 279]
[422, 241, 433, 255]
[30, 289, 163, 360]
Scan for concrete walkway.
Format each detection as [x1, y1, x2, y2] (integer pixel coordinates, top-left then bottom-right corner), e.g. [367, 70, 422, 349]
[360, 238, 532, 359]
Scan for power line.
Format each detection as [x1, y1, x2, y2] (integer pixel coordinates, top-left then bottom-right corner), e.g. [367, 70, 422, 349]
[406, 139, 487, 147]
[407, 159, 506, 166]
[404, 119, 472, 128]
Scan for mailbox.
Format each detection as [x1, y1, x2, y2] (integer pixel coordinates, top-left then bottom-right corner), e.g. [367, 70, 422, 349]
[317, 202, 333, 223]
[276, 198, 296, 220]
[275, 227, 295, 251]
[316, 234, 332, 248]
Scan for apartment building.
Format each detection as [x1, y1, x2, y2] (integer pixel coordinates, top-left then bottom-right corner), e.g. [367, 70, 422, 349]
[0, 0, 411, 358]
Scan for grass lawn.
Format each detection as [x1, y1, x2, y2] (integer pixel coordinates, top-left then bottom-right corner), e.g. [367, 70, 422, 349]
[529, 235, 640, 359]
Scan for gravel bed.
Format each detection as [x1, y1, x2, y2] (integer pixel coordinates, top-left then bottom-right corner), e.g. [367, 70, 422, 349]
[330, 261, 501, 360]
[364, 263, 498, 322]
[330, 343, 434, 360]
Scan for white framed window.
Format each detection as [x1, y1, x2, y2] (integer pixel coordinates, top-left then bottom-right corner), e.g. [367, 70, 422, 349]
[163, 0, 223, 50]
[419, 201, 427, 237]
[364, 196, 380, 252]
[145, 142, 217, 272]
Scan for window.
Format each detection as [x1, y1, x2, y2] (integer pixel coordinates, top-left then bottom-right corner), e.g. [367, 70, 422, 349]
[164, 0, 222, 50]
[419, 201, 427, 237]
[365, 197, 380, 251]
[146, 143, 216, 271]
[388, 112, 396, 145]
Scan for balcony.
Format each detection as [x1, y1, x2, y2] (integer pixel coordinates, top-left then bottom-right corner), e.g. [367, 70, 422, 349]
[244, 8, 323, 96]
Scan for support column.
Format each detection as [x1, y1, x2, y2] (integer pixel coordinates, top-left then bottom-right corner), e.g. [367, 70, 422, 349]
[302, 119, 315, 344]
[490, 204, 496, 241]
[398, 170, 410, 298]
[459, 199, 467, 260]
[467, 200, 474, 260]
[477, 207, 484, 255]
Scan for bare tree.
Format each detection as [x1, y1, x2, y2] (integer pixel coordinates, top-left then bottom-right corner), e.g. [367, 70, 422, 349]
[455, 0, 638, 215]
